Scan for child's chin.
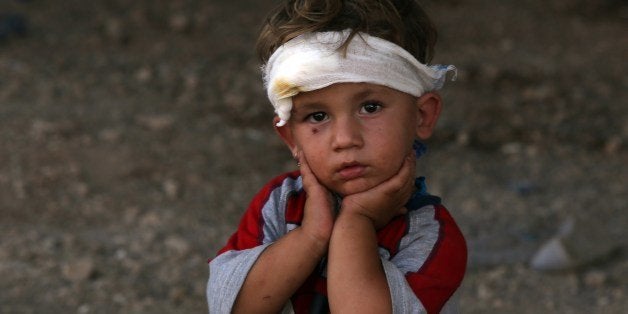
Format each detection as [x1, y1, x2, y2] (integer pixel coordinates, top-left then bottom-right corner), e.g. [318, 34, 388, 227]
[332, 179, 378, 197]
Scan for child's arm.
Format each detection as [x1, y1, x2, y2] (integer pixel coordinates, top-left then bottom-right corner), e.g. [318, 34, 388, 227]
[327, 152, 416, 313]
[231, 224, 326, 312]
[231, 155, 335, 313]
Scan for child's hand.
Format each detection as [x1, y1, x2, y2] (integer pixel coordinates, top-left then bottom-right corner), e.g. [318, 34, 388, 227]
[298, 152, 335, 250]
[340, 151, 416, 229]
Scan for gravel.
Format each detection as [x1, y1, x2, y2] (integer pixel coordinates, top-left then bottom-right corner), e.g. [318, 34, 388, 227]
[0, 0, 626, 312]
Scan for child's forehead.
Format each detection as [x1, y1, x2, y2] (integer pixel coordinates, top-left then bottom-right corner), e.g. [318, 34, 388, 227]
[293, 82, 409, 105]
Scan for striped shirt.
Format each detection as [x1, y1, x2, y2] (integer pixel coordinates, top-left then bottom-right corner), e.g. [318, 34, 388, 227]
[208, 171, 467, 313]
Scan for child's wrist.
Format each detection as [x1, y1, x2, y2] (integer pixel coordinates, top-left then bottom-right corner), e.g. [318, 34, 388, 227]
[297, 226, 330, 257]
[335, 211, 377, 230]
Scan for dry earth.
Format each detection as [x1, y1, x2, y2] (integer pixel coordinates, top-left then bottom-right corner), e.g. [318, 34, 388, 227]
[0, 0, 626, 313]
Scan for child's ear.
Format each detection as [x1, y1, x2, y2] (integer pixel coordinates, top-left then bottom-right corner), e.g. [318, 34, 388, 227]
[415, 92, 442, 140]
[273, 116, 299, 156]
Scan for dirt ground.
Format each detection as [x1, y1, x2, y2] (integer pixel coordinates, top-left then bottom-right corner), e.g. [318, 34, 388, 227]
[0, 0, 626, 313]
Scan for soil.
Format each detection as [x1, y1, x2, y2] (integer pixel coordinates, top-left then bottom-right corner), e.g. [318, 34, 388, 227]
[0, 0, 626, 313]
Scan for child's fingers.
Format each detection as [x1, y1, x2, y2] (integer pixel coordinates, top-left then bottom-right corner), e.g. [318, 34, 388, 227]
[340, 152, 416, 228]
[297, 151, 314, 186]
[297, 151, 335, 241]
[381, 156, 414, 222]
[382, 151, 416, 197]
[297, 151, 325, 193]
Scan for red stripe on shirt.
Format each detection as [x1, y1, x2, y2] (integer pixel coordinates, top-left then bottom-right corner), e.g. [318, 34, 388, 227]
[216, 171, 301, 256]
[407, 204, 467, 314]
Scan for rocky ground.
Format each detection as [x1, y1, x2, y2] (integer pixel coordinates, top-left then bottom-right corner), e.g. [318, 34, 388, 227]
[0, 0, 626, 313]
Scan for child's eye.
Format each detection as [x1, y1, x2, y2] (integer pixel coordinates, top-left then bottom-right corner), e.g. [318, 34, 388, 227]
[306, 112, 328, 123]
[360, 101, 383, 114]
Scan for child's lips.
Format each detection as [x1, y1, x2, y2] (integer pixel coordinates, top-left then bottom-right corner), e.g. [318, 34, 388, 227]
[337, 162, 367, 180]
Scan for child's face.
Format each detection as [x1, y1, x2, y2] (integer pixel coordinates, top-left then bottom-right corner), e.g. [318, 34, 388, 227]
[277, 82, 441, 196]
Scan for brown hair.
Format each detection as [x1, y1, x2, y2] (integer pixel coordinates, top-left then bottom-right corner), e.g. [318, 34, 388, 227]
[256, 0, 437, 64]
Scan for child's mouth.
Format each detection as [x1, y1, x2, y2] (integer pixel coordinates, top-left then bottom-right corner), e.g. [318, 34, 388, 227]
[337, 162, 366, 180]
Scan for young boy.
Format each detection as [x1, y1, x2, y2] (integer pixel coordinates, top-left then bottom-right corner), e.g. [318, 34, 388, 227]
[208, 1, 467, 313]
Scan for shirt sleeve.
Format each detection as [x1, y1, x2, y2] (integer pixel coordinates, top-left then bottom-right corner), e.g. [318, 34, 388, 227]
[207, 244, 272, 313]
[206, 172, 302, 313]
[382, 204, 467, 314]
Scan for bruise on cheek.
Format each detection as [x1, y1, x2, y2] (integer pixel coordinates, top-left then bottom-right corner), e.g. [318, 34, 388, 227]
[311, 128, 319, 134]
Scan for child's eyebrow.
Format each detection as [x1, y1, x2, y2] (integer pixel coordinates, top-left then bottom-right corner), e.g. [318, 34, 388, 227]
[292, 85, 386, 113]
[351, 88, 377, 102]
[292, 101, 326, 113]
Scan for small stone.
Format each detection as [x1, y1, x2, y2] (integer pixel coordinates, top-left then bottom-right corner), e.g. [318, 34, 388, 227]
[62, 257, 95, 282]
[184, 73, 199, 90]
[603, 136, 622, 154]
[104, 18, 129, 43]
[477, 283, 492, 300]
[169, 13, 190, 32]
[169, 286, 187, 303]
[71, 182, 89, 197]
[139, 211, 161, 228]
[163, 179, 180, 199]
[98, 128, 122, 142]
[596, 296, 610, 307]
[456, 131, 470, 146]
[135, 114, 175, 131]
[135, 67, 153, 83]
[12, 179, 26, 199]
[583, 270, 607, 288]
[522, 85, 555, 101]
[77, 304, 90, 314]
[165, 235, 191, 256]
[480, 64, 500, 82]
[31, 119, 78, 139]
[530, 237, 573, 271]
[223, 92, 247, 112]
[492, 298, 504, 308]
[114, 249, 127, 260]
[486, 266, 507, 281]
[113, 293, 127, 304]
[123, 206, 140, 224]
[42, 236, 60, 252]
[499, 38, 514, 52]
[500, 142, 523, 155]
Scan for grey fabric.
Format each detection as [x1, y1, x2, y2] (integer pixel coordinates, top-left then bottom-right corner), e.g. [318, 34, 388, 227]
[207, 244, 271, 313]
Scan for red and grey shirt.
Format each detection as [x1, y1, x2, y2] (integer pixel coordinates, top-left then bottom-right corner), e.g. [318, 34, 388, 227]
[208, 171, 467, 314]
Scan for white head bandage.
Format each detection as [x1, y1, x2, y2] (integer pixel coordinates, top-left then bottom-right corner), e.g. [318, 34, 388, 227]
[263, 30, 456, 126]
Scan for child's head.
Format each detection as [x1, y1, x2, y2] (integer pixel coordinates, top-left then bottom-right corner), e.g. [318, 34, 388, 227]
[256, 0, 437, 65]
[257, 0, 454, 195]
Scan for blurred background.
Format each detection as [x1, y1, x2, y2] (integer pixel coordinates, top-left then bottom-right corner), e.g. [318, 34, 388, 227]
[0, 0, 626, 313]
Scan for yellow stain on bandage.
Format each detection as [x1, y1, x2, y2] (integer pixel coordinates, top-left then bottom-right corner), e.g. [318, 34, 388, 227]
[272, 79, 302, 99]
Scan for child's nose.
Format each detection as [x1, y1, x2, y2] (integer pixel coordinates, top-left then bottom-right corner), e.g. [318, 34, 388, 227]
[331, 117, 363, 151]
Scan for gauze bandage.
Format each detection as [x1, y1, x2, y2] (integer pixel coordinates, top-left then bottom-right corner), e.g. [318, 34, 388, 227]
[263, 30, 456, 127]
